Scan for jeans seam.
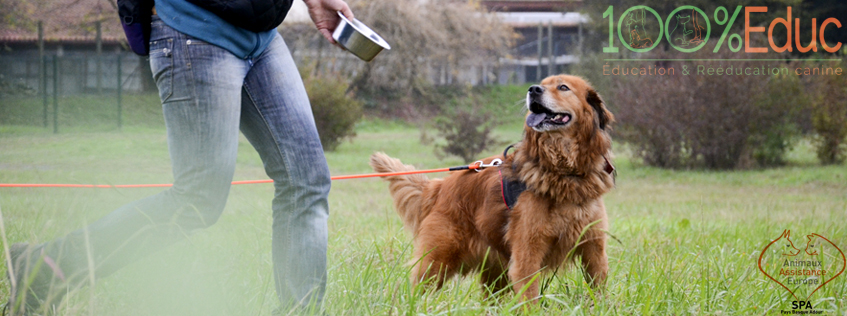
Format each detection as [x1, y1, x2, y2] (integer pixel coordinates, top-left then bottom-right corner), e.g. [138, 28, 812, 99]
[242, 82, 295, 187]
[243, 80, 300, 297]
[184, 36, 199, 107]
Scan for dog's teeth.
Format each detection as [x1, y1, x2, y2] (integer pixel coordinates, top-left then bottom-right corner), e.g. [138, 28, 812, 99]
[553, 114, 563, 120]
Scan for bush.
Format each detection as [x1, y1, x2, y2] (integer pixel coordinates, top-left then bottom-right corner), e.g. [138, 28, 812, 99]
[609, 50, 802, 169]
[434, 108, 499, 162]
[807, 69, 847, 164]
[749, 73, 804, 166]
[432, 92, 504, 162]
[303, 73, 363, 151]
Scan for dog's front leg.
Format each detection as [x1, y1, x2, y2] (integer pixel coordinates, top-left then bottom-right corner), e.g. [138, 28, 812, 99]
[507, 228, 551, 302]
[578, 213, 609, 288]
[509, 236, 547, 301]
[578, 233, 609, 288]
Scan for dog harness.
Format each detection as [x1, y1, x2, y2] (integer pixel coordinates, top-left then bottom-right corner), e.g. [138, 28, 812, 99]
[499, 145, 526, 210]
[498, 144, 615, 210]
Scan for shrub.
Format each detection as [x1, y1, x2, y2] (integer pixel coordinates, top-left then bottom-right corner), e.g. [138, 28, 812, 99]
[609, 50, 802, 169]
[434, 108, 499, 162]
[432, 91, 504, 162]
[303, 73, 363, 151]
[807, 70, 847, 165]
[748, 73, 804, 167]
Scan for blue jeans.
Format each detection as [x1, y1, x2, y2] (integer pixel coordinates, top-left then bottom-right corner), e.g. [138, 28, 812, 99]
[47, 16, 331, 308]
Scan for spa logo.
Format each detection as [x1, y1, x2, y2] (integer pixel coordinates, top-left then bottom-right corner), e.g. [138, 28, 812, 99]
[601, 5, 842, 53]
[758, 230, 846, 312]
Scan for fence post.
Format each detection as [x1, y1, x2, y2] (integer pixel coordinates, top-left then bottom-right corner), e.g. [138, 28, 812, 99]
[547, 21, 554, 76]
[39, 22, 47, 128]
[42, 55, 48, 129]
[117, 54, 122, 130]
[96, 21, 102, 94]
[536, 23, 542, 81]
[578, 20, 583, 56]
[53, 56, 58, 134]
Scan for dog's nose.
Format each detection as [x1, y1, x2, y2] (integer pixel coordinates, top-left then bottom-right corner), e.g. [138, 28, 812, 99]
[528, 85, 544, 97]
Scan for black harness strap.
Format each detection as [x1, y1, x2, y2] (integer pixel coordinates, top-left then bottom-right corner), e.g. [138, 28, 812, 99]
[499, 144, 526, 210]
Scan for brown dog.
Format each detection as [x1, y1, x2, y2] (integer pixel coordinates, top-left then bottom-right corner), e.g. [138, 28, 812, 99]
[370, 74, 615, 301]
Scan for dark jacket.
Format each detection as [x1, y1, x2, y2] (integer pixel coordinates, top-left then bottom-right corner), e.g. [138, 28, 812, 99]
[117, 0, 155, 55]
[185, 0, 294, 32]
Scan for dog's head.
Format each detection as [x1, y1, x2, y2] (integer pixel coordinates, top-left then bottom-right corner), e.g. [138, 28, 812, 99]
[525, 75, 612, 134]
[508, 75, 616, 204]
[518, 75, 615, 179]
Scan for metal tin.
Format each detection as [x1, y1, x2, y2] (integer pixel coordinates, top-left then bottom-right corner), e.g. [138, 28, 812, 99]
[332, 12, 391, 62]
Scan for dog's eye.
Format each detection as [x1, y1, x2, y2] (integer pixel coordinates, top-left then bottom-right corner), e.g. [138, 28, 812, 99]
[558, 84, 570, 91]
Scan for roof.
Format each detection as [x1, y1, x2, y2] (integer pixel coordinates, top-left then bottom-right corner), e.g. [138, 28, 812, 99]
[0, 0, 123, 44]
[494, 12, 588, 27]
[481, 0, 583, 12]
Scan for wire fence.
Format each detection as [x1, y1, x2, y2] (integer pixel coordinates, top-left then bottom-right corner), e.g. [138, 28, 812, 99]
[0, 52, 147, 95]
[0, 52, 149, 132]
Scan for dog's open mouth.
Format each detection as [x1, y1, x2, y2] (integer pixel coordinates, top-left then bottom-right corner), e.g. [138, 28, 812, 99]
[526, 101, 571, 128]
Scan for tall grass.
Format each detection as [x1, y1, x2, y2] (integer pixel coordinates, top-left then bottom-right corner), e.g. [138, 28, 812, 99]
[0, 97, 845, 315]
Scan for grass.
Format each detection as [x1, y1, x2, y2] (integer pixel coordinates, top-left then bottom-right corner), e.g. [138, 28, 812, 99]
[0, 93, 846, 315]
[0, 93, 164, 132]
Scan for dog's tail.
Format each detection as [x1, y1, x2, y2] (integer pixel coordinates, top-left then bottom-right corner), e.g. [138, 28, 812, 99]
[369, 152, 435, 233]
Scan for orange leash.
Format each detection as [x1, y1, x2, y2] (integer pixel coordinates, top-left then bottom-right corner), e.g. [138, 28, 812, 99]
[0, 161, 496, 189]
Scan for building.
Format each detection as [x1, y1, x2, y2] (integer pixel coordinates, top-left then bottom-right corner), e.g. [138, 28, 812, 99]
[483, 0, 587, 84]
[0, 0, 149, 94]
[0, 0, 588, 93]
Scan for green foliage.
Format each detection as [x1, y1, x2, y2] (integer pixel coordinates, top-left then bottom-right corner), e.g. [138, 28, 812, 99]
[303, 73, 363, 151]
[606, 48, 804, 169]
[0, 0, 37, 31]
[807, 68, 847, 164]
[430, 86, 522, 162]
[749, 73, 804, 167]
[434, 106, 500, 162]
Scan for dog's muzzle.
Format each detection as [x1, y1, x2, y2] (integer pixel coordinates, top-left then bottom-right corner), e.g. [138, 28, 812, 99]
[526, 86, 571, 129]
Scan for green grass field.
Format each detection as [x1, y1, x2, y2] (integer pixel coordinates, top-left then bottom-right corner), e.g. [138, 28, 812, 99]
[0, 93, 845, 315]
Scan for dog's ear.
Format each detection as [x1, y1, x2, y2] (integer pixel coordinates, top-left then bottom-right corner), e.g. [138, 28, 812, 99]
[586, 88, 610, 130]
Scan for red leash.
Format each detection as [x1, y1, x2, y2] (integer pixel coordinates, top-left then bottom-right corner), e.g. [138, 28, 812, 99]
[0, 161, 499, 188]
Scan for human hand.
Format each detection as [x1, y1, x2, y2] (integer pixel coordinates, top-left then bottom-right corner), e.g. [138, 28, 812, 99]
[304, 0, 354, 43]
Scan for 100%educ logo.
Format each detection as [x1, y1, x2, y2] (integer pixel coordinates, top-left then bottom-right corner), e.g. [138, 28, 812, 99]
[601, 5, 842, 54]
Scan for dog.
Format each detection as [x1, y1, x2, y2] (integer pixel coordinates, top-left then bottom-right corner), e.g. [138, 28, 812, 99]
[369, 74, 615, 301]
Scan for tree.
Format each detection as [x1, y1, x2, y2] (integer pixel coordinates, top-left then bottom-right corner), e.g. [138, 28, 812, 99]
[346, 0, 514, 95]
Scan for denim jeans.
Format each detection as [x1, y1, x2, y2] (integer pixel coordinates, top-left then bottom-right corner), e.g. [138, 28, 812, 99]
[46, 16, 331, 308]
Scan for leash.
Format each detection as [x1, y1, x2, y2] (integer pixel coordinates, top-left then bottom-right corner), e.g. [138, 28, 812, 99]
[0, 160, 504, 189]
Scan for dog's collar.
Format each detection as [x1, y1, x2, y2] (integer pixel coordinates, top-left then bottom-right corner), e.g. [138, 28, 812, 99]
[603, 155, 615, 175]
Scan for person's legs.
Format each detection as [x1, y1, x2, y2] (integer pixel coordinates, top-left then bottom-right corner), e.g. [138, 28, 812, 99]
[238, 33, 331, 309]
[38, 17, 250, 290]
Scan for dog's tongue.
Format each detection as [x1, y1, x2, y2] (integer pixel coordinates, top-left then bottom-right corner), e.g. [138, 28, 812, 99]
[526, 113, 546, 128]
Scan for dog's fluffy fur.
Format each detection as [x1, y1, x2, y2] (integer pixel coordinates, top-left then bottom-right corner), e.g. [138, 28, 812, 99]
[370, 75, 615, 301]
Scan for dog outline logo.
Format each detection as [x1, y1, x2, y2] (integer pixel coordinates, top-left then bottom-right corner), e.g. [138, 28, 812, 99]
[758, 229, 846, 300]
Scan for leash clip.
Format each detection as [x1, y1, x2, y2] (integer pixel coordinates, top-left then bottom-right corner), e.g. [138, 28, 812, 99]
[473, 158, 503, 172]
